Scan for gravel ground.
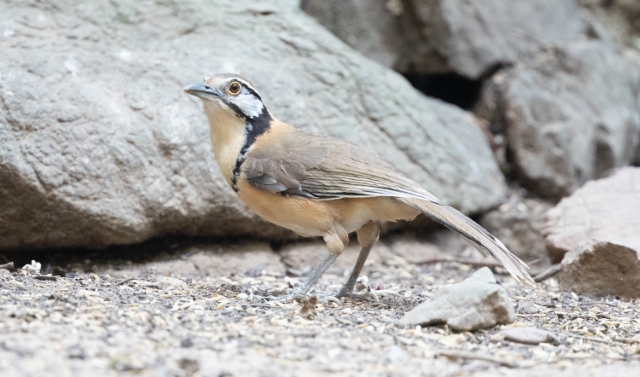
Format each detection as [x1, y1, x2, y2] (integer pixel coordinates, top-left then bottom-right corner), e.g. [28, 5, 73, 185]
[1, 235, 639, 377]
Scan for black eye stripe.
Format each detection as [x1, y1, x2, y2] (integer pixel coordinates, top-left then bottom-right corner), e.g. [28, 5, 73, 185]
[241, 84, 262, 101]
[225, 80, 262, 101]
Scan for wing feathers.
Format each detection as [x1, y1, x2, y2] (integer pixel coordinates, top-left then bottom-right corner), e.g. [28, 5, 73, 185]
[242, 130, 534, 286]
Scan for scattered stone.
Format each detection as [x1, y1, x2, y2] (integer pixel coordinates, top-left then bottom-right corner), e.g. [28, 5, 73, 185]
[558, 240, 640, 298]
[544, 167, 640, 262]
[500, 327, 559, 345]
[399, 267, 515, 331]
[178, 358, 199, 377]
[386, 345, 408, 364]
[21, 260, 41, 273]
[155, 276, 188, 290]
[298, 296, 318, 319]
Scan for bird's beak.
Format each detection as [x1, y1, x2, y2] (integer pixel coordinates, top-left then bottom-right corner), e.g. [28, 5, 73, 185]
[183, 82, 221, 100]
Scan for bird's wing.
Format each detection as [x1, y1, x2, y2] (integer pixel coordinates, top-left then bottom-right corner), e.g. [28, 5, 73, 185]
[242, 131, 440, 202]
[243, 130, 535, 287]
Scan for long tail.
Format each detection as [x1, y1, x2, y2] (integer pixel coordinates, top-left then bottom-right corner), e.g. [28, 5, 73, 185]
[400, 197, 535, 287]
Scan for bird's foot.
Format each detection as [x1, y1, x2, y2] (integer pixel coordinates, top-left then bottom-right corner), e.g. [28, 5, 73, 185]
[333, 276, 398, 302]
[335, 289, 380, 302]
[266, 291, 341, 307]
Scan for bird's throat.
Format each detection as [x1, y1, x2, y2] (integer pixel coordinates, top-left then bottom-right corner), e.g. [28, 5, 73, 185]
[204, 103, 246, 187]
[204, 102, 273, 190]
[230, 111, 273, 191]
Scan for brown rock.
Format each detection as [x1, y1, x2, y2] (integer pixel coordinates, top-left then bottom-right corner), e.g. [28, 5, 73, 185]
[544, 167, 640, 262]
[559, 240, 640, 298]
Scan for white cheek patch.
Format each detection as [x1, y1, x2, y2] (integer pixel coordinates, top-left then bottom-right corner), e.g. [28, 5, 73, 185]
[230, 94, 264, 118]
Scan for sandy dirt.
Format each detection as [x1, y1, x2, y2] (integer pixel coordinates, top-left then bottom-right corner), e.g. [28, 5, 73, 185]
[1, 235, 639, 377]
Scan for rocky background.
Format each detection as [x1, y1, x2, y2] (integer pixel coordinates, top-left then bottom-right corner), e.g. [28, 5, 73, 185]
[1, 0, 640, 376]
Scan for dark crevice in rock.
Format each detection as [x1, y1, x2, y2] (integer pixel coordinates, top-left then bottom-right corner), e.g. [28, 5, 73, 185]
[402, 73, 482, 110]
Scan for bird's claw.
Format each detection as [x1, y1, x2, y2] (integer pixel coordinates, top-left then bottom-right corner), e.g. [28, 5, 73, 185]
[335, 290, 380, 302]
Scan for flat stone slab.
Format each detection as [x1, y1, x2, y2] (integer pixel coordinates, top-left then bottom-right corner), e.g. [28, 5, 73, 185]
[399, 267, 515, 331]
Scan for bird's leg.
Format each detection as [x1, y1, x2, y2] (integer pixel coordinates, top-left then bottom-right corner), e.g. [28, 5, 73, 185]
[275, 224, 349, 302]
[337, 221, 380, 301]
[288, 253, 339, 298]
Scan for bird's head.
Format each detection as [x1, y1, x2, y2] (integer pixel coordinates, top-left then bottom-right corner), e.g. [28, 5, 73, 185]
[184, 73, 266, 120]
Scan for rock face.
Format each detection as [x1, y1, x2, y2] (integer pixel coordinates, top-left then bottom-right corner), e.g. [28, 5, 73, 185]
[478, 42, 640, 199]
[544, 167, 640, 262]
[559, 240, 640, 298]
[480, 196, 553, 266]
[578, 0, 640, 46]
[302, 0, 585, 78]
[306, 1, 640, 200]
[0, 0, 507, 250]
[399, 267, 515, 331]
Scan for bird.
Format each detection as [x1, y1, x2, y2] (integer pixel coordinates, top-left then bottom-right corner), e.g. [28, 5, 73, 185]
[184, 73, 535, 300]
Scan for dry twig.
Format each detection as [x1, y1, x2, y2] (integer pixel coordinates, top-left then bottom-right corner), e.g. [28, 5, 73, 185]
[436, 350, 517, 368]
[533, 264, 562, 282]
[117, 278, 135, 286]
[417, 258, 503, 268]
[34, 275, 57, 281]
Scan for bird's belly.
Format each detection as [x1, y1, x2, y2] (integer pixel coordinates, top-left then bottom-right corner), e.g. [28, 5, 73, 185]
[327, 197, 421, 233]
[236, 181, 334, 237]
[235, 181, 420, 236]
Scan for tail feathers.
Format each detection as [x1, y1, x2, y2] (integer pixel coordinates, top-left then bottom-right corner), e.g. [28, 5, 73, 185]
[400, 197, 535, 287]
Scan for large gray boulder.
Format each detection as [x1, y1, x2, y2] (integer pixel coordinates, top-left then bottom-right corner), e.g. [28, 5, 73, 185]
[302, 0, 585, 78]
[0, 0, 507, 250]
[478, 42, 640, 199]
[578, 0, 640, 46]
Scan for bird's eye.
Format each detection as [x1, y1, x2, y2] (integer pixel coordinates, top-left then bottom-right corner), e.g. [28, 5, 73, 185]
[227, 82, 241, 95]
